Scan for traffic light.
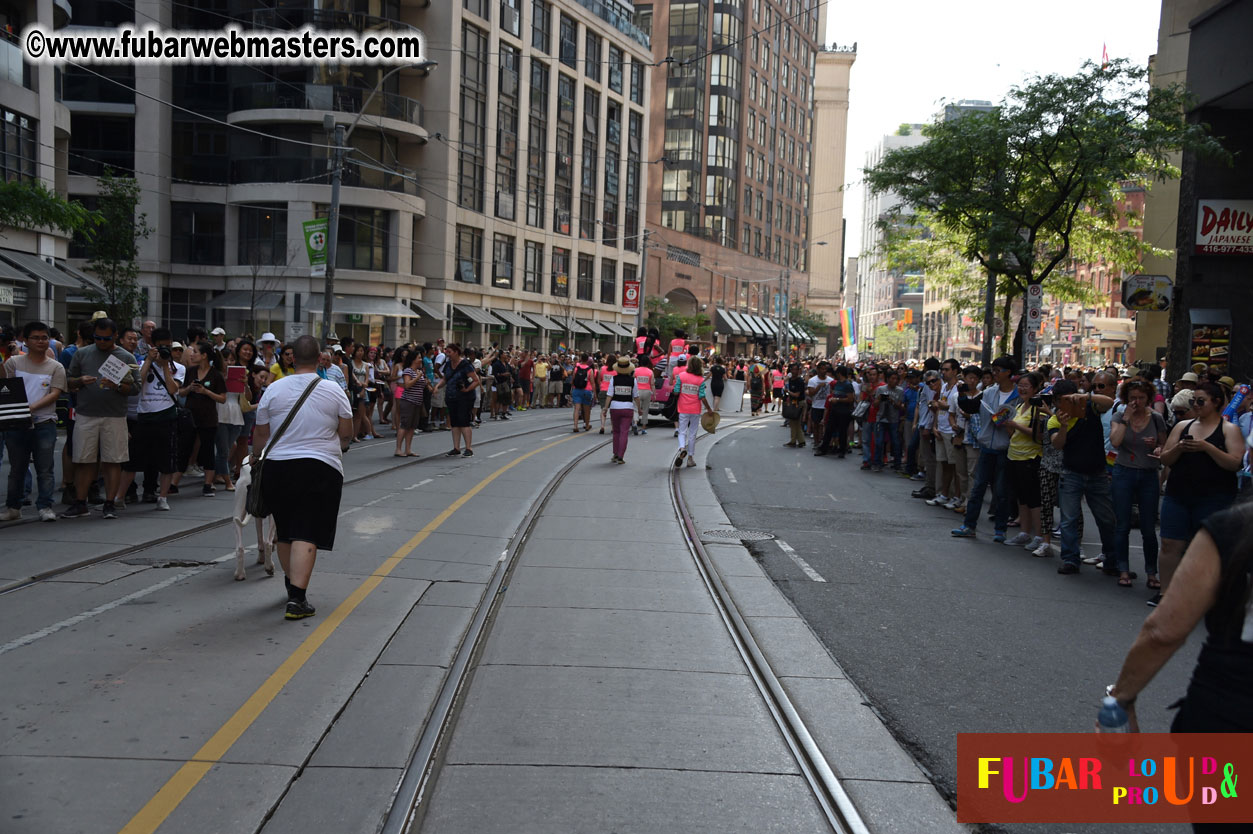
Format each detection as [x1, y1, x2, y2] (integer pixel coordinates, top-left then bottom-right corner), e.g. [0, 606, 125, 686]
[895, 320, 905, 332]
[866, 339, 874, 352]
[904, 309, 914, 325]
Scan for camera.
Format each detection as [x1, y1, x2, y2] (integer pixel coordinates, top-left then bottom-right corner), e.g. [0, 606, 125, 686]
[957, 381, 969, 394]
[1029, 382, 1055, 408]
[157, 345, 172, 360]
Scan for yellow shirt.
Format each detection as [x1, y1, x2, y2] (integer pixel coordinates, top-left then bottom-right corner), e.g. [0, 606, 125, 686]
[534, 361, 549, 380]
[269, 362, 294, 379]
[1008, 402, 1043, 461]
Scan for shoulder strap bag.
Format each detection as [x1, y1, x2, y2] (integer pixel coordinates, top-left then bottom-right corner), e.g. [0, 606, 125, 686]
[246, 377, 321, 519]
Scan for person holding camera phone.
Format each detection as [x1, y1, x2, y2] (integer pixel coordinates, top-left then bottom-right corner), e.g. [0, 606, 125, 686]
[120, 328, 183, 511]
[434, 343, 480, 457]
[1003, 372, 1047, 554]
[871, 369, 905, 472]
[179, 342, 226, 498]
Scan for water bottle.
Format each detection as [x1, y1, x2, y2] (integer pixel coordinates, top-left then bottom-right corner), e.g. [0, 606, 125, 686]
[1097, 695, 1129, 732]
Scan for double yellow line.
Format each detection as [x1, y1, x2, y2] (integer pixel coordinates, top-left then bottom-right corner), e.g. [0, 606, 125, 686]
[120, 437, 573, 834]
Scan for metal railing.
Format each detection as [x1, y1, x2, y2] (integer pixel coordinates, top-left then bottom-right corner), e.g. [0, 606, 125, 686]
[231, 82, 423, 126]
[250, 7, 420, 34]
[231, 156, 419, 195]
[571, 0, 650, 48]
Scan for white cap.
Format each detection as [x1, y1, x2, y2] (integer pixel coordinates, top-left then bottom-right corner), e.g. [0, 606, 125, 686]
[258, 332, 278, 344]
[210, 327, 226, 336]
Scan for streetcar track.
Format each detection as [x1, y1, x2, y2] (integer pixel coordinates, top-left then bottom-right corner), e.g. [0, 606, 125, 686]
[0, 418, 577, 596]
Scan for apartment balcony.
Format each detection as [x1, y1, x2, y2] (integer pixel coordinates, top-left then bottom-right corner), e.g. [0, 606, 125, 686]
[229, 82, 426, 141]
[571, 0, 650, 48]
[249, 7, 420, 35]
[230, 156, 419, 196]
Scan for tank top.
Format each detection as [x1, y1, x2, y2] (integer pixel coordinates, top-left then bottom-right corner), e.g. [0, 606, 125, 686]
[600, 366, 613, 392]
[611, 373, 634, 402]
[772, 369, 784, 388]
[1166, 419, 1238, 498]
[669, 338, 686, 357]
[633, 366, 653, 391]
[677, 371, 704, 414]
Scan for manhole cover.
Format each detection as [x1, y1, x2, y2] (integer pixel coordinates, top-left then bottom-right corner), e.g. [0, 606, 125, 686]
[701, 528, 776, 541]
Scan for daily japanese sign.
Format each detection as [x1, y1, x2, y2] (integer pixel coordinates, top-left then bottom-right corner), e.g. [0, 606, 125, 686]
[1195, 200, 1253, 255]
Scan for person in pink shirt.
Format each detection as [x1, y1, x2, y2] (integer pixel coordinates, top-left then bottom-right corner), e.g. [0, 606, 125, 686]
[633, 357, 655, 435]
[598, 354, 615, 434]
[674, 356, 712, 469]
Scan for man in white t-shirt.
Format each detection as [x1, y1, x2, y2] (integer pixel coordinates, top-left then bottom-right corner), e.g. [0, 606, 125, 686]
[928, 359, 963, 509]
[252, 335, 353, 621]
[805, 363, 833, 440]
[122, 328, 185, 510]
[1, 321, 66, 521]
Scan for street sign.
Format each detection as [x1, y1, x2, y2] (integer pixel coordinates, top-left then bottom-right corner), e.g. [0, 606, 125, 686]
[622, 279, 641, 315]
[1121, 274, 1173, 312]
[302, 219, 329, 278]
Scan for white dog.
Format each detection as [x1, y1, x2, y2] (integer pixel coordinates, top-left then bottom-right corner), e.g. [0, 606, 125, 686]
[231, 461, 276, 581]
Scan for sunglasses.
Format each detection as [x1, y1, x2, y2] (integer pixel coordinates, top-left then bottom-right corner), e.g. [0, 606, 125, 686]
[1172, 410, 1189, 417]
[1193, 398, 1210, 406]
[93, 335, 114, 341]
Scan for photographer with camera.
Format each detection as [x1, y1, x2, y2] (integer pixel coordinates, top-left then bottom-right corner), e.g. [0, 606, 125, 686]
[1002, 372, 1047, 554]
[121, 329, 183, 511]
[871, 369, 905, 472]
[1047, 374, 1118, 575]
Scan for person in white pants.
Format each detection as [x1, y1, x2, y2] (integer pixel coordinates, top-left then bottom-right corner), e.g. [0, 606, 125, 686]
[674, 356, 712, 469]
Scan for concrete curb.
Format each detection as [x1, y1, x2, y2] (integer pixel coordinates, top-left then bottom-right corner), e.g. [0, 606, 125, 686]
[683, 418, 969, 834]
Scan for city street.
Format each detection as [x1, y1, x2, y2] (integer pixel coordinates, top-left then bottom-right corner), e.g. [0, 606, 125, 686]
[707, 417, 1199, 834]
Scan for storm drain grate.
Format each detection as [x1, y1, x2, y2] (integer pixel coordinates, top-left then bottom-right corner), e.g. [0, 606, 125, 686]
[701, 528, 776, 542]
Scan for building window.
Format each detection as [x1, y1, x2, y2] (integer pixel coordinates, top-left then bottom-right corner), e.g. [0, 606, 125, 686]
[600, 258, 616, 304]
[576, 253, 594, 301]
[464, 0, 489, 20]
[68, 114, 134, 176]
[608, 46, 624, 94]
[500, 0, 520, 36]
[709, 54, 740, 88]
[456, 225, 483, 283]
[629, 61, 644, 105]
[624, 110, 641, 252]
[171, 120, 227, 183]
[579, 88, 599, 240]
[0, 108, 36, 183]
[706, 134, 737, 169]
[585, 31, 601, 82]
[551, 246, 569, 296]
[524, 241, 543, 292]
[527, 59, 549, 229]
[162, 288, 210, 339]
[742, 223, 752, 253]
[558, 14, 577, 68]
[531, 0, 550, 51]
[602, 101, 620, 247]
[458, 24, 489, 212]
[319, 206, 390, 271]
[496, 44, 520, 221]
[237, 205, 287, 266]
[492, 234, 515, 288]
[669, 2, 702, 39]
[171, 203, 225, 265]
[554, 74, 575, 234]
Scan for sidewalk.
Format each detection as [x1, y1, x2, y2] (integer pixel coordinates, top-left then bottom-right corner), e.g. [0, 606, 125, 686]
[413, 418, 965, 834]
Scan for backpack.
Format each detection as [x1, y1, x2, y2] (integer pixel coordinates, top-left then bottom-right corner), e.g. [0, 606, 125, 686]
[572, 365, 589, 390]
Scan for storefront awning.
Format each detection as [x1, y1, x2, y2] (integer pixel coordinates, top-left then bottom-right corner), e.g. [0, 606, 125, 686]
[0, 250, 102, 292]
[54, 262, 106, 294]
[309, 294, 418, 318]
[715, 307, 747, 336]
[608, 321, 636, 337]
[409, 299, 445, 320]
[453, 304, 504, 326]
[722, 309, 752, 336]
[552, 316, 588, 334]
[523, 312, 560, 331]
[578, 319, 614, 336]
[741, 313, 769, 337]
[0, 256, 34, 284]
[205, 290, 284, 311]
[493, 310, 535, 329]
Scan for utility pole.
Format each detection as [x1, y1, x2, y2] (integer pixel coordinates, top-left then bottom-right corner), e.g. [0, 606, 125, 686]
[981, 266, 996, 366]
[321, 121, 344, 344]
[635, 229, 648, 332]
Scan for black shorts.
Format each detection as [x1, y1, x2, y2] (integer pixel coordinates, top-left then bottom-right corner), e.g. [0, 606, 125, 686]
[125, 416, 179, 473]
[447, 396, 474, 428]
[262, 458, 344, 550]
[711, 381, 724, 396]
[1008, 457, 1042, 508]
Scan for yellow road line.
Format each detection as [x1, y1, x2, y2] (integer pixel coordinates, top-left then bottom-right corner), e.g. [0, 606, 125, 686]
[119, 437, 574, 834]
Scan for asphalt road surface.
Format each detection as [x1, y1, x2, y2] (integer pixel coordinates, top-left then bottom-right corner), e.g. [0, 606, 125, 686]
[708, 416, 1200, 834]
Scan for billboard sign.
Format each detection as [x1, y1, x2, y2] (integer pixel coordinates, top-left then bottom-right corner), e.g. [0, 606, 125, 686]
[1196, 199, 1253, 254]
[1121, 274, 1173, 312]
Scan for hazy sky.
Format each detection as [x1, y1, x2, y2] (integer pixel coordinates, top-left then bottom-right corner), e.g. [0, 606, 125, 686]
[826, 0, 1163, 257]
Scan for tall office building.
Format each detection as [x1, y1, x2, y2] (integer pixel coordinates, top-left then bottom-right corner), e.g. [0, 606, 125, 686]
[5, 0, 650, 350]
[637, 0, 827, 352]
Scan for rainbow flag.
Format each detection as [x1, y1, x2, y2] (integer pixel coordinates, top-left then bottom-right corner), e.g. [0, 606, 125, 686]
[839, 308, 856, 348]
[558, 341, 568, 352]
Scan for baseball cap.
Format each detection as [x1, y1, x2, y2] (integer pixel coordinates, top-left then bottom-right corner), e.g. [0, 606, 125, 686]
[210, 327, 226, 336]
[331, 344, 344, 354]
[991, 356, 1017, 373]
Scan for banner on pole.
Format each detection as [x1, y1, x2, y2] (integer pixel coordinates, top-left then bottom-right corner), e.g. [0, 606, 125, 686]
[839, 308, 856, 348]
[303, 219, 329, 278]
[622, 279, 641, 315]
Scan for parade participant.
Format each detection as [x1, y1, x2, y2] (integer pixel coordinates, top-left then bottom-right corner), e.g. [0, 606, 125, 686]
[674, 356, 712, 469]
[952, 357, 1018, 541]
[548, 354, 566, 408]
[749, 364, 765, 416]
[1105, 498, 1253, 734]
[1110, 379, 1170, 589]
[62, 319, 137, 520]
[433, 343, 480, 457]
[394, 348, 426, 457]
[1, 322, 65, 522]
[710, 355, 726, 411]
[179, 342, 226, 498]
[782, 363, 808, 448]
[570, 352, 595, 432]
[1156, 381, 1246, 601]
[669, 328, 687, 359]
[771, 364, 785, 412]
[607, 356, 636, 463]
[633, 356, 654, 435]
[1049, 382, 1119, 575]
[252, 335, 352, 620]
[1003, 372, 1046, 553]
[597, 353, 615, 433]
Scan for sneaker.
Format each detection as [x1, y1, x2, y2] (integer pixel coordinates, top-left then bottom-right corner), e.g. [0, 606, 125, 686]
[1051, 526, 1061, 537]
[640, 429, 648, 435]
[859, 462, 871, 470]
[0, 507, 20, 522]
[910, 472, 926, 481]
[285, 599, 316, 620]
[926, 494, 949, 506]
[674, 450, 687, 469]
[911, 488, 935, 500]
[462, 449, 474, 457]
[992, 532, 1007, 544]
[363, 434, 375, 440]
[1024, 536, 1044, 552]
[202, 485, 216, 497]
[944, 497, 961, 510]
[61, 502, 89, 519]
[1081, 553, 1103, 566]
[102, 502, 118, 519]
[951, 525, 976, 538]
[445, 449, 462, 457]
[1031, 541, 1053, 558]
[156, 497, 170, 511]
[1006, 532, 1032, 546]
[1146, 592, 1161, 608]
[686, 456, 696, 467]
[142, 492, 158, 504]
[952, 504, 967, 514]
[615, 457, 625, 465]
[1057, 563, 1080, 575]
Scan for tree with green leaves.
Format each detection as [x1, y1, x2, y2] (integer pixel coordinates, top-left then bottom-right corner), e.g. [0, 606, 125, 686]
[644, 295, 711, 345]
[787, 302, 826, 346]
[864, 59, 1224, 359]
[0, 179, 99, 239]
[84, 170, 151, 324]
[870, 322, 912, 359]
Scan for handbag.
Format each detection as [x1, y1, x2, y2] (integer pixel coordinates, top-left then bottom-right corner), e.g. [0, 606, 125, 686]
[246, 377, 321, 519]
[852, 399, 870, 421]
[781, 400, 802, 421]
[0, 377, 34, 431]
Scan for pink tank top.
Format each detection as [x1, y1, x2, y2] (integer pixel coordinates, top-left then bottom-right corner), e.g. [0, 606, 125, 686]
[677, 371, 704, 414]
